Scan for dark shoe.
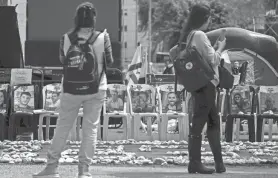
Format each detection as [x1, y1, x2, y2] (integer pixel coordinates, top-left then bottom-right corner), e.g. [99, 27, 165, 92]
[215, 162, 226, 173]
[188, 161, 215, 174]
[188, 135, 215, 174]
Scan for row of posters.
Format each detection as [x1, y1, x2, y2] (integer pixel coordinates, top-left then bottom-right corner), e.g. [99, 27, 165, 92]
[2, 68, 278, 115]
[0, 84, 276, 114]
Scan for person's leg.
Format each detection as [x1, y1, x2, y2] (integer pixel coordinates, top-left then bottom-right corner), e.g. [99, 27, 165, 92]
[33, 93, 82, 178]
[78, 91, 105, 178]
[206, 83, 226, 173]
[188, 85, 215, 174]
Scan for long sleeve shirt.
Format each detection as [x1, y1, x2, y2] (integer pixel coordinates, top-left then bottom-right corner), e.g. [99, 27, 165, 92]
[59, 30, 113, 65]
[188, 30, 221, 86]
[59, 29, 114, 91]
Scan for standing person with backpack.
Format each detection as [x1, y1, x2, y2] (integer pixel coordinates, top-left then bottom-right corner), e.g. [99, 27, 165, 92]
[33, 2, 113, 178]
[171, 3, 226, 174]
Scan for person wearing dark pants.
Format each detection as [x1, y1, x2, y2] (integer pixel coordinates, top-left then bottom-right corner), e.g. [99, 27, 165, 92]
[176, 3, 226, 174]
[189, 83, 225, 174]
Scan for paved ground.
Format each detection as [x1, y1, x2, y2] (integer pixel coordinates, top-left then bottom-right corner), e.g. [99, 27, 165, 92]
[1, 165, 278, 178]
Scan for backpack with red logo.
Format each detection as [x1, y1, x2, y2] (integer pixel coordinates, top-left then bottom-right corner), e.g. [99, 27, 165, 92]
[63, 31, 105, 95]
[170, 31, 215, 93]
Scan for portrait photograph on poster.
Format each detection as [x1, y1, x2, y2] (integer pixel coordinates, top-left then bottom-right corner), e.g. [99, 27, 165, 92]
[106, 84, 126, 113]
[230, 86, 251, 114]
[130, 88, 155, 113]
[160, 91, 183, 113]
[260, 86, 278, 114]
[44, 83, 62, 111]
[0, 84, 9, 113]
[13, 85, 35, 112]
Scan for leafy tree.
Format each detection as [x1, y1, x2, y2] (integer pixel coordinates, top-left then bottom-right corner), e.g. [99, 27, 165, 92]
[264, 0, 277, 10]
[220, 0, 265, 29]
[138, 0, 233, 53]
[138, 0, 189, 56]
[138, 0, 278, 54]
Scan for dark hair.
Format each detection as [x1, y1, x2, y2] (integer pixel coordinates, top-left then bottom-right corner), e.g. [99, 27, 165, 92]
[139, 91, 149, 100]
[52, 92, 60, 97]
[74, 2, 97, 30]
[167, 92, 177, 97]
[20, 92, 31, 97]
[179, 3, 211, 43]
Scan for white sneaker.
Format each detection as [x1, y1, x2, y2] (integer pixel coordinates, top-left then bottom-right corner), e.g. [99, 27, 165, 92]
[33, 171, 60, 178]
[78, 164, 92, 178]
[77, 172, 92, 178]
[33, 164, 60, 178]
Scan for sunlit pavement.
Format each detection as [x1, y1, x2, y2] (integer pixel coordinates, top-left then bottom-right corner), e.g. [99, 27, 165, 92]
[1, 165, 278, 178]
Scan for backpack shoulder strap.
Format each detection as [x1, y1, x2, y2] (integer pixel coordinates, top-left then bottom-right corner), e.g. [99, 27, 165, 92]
[67, 30, 78, 44]
[66, 30, 102, 45]
[185, 31, 196, 49]
[86, 31, 102, 45]
[174, 31, 196, 95]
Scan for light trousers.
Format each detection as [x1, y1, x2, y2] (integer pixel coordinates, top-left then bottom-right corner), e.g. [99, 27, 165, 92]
[46, 90, 105, 166]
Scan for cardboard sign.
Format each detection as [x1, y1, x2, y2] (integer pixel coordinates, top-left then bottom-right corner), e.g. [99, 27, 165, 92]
[11, 68, 32, 85]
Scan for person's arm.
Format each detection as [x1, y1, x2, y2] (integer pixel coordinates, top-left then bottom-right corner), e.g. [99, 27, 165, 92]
[104, 31, 114, 66]
[171, 66, 175, 74]
[59, 35, 65, 64]
[169, 45, 179, 62]
[194, 31, 221, 67]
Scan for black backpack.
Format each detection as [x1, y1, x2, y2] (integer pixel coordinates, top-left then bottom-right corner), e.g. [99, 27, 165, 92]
[170, 31, 215, 93]
[63, 31, 105, 95]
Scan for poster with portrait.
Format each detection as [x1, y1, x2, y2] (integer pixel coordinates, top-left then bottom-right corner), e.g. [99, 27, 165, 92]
[231, 60, 255, 85]
[13, 85, 35, 112]
[44, 83, 62, 111]
[259, 86, 278, 114]
[159, 85, 183, 113]
[230, 86, 251, 114]
[106, 84, 126, 113]
[0, 84, 9, 113]
[130, 85, 155, 113]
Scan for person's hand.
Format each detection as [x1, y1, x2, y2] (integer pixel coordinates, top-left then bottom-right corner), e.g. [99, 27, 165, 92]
[217, 38, 226, 52]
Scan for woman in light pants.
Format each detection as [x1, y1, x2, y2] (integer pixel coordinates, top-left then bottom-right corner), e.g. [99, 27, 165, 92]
[33, 2, 114, 178]
[35, 92, 105, 178]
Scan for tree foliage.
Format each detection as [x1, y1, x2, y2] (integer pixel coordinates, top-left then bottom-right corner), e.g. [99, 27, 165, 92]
[138, 0, 189, 53]
[137, 0, 273, 53]
[138, 0, 234, 52]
